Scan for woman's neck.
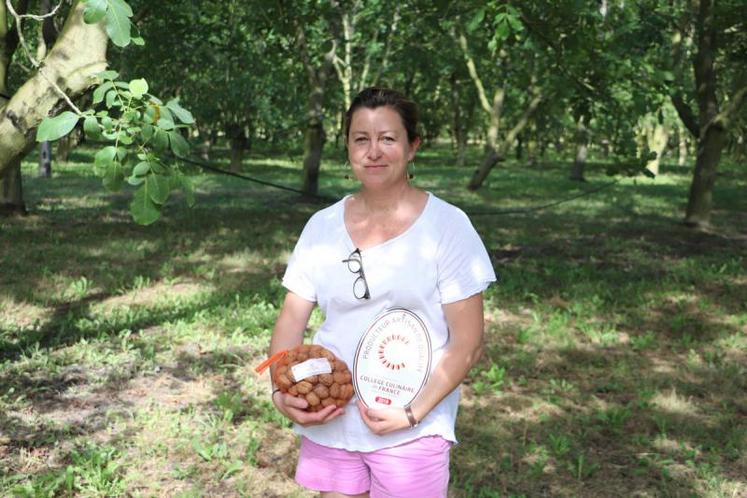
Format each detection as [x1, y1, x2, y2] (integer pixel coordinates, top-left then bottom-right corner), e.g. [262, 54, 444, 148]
[356, 182, 415, 215]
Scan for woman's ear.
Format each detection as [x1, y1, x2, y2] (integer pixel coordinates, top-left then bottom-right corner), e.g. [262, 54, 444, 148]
[408, 137, 422, 160]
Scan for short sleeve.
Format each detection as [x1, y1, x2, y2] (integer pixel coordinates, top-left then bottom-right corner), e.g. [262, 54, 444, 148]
[436, 209, 496, 304]
[281, 218, 318, 302]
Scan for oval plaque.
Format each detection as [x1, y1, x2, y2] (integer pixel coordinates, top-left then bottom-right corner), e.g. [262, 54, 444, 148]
[353, 308, 432, 408]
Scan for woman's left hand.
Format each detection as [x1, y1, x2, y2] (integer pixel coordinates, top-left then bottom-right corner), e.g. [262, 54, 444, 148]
[357, 400, 411, 435]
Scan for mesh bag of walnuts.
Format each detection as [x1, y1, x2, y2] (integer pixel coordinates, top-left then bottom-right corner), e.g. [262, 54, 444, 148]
[271, 344, 354, 412]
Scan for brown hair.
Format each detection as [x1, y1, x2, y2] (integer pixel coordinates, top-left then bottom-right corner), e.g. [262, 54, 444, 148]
[344, 87, 420, 144]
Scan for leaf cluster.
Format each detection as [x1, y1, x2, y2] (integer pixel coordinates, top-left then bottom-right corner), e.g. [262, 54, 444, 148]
[37, 70, 196, 225]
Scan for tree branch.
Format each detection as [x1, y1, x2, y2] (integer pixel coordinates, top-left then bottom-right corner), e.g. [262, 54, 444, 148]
[5, 0, 83, 115]
[671, 92, 699, 137]
[501, 89, 544, 152]
[706, 83, 747, 135]
[456, 29, 492, 115]
[0, 2, 108, 177]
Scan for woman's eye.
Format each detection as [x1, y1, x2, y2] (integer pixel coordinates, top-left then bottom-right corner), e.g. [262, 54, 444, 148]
[355, 137, 368, 143]
[382, 136, 395, 143]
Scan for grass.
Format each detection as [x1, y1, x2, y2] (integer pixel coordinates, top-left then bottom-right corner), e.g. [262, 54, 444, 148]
[1, 143, 746, 497]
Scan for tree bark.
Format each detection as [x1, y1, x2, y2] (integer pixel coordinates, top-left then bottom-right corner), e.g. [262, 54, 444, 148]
[467, 146, 500, 191]
[1, 0, 30, 213]
[57, 126, 81, 162]
[450, 73, 469, 168]
[228, 124, 248, 172]
[467, 91, 542, 191]
[685, 125, 726, 226]
[39, 141, 52, 177]
[302, 85, 325, 195]
[570, 116, 588, 182]
[684, 0, 723, 228]
[645, 121, 669, 177]
[0, 159, 26, 215]
[295, 21, 332, 196]
[677, 127, 688, 166]
[0, 1, 108, 179]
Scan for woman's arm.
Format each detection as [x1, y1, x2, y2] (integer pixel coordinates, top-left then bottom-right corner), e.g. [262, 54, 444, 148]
[269, 291, 346, 426]
[358, 292, 485, 434]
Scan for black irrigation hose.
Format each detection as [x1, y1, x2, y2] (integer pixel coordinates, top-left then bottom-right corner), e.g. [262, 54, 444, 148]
[175, 154, 619, 216]
[175, 154, 338, 203]
[465, 179, 620, 216]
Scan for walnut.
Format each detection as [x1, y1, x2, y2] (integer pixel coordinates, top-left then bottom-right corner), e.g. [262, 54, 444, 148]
[271, 344, 354, 412]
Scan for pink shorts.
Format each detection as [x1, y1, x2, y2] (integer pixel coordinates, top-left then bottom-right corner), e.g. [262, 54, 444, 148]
[295, 435, 452, 497]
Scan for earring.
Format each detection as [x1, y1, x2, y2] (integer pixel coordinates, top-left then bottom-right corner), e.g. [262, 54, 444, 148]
[407, 161, 415, 180]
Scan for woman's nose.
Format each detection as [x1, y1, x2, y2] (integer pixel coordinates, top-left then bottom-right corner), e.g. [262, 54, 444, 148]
[367, 141, 381, 159]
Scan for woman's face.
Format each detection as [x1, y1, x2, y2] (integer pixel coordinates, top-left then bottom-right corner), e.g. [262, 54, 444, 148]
[347, 106, 420, 190]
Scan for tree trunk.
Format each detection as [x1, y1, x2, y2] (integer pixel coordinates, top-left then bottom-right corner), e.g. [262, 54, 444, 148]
[645, 122, 669, 177]
[570, 112, 589, 180]
[450, 72, 469, 168]
[301, 82, 325, 195]
[515, 134, 523, 160]
[302, 122, 325, 195]
[683, 0, 722, 228]
[684, 125, 726, 227]
[0, 159, 26, 215]
[467, 145, 500, 191]
[57, 127, 81, 162]
[570, 144, 588, 181]
[678, 128, 688, 166]
[0, 2, 108, 178]
[228, 125, 248, 172]
[38, 141, 52, 177]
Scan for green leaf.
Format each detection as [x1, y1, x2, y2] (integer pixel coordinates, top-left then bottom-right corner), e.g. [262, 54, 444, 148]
[150, 161, 166, 174]
[140, 124, 154, 142]
[157, 117, 175, 131]
[467, 8, 485, 33]
[166, 98, 195, 124]
[133, 161, 151, 177]
[103, 162, 124, 191]
[94, 146, 117, 168]
[93, 81, 114, 104]
[130, 185, 161, 225]
[105, 0, 133, 47]
[128, 78, 148, 99]
[127, 175, 144, 186]
[83, 0, 107, 24]
[94, 145, 117, 176]
[105, 89, 117, 108]
[146, 174, 171, 205]
[152, 128, 169, 151]
[168, 131, 190, 157]
[83, 116, 101, 140]
[96, 69, 119, 80]
[179, 175, 195, 207]
[495, 20, 510, 41]
[131, 36, 145, 46]
[101, 115, 114, 131]
[36, 112, 79, 142]
[506, 14, 523, 32]
[118, 132, 133, 145]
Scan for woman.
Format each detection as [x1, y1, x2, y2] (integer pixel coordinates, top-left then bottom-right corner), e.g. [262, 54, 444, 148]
[269, 87, 496, 497]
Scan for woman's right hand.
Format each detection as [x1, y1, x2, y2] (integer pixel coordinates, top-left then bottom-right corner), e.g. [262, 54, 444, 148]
[272, 391, 345, 426]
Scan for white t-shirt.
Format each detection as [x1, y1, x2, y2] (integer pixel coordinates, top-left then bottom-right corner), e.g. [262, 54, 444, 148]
[282, 192, 496, 451]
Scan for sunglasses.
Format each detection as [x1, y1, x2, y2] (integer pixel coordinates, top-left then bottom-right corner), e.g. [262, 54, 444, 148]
[342, 248, 371, 300]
